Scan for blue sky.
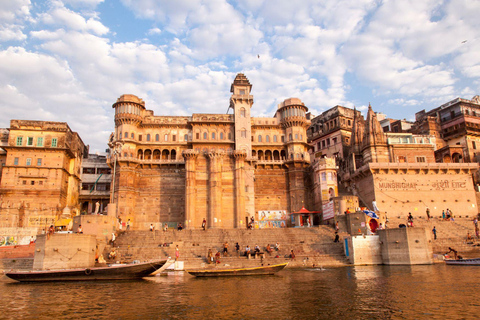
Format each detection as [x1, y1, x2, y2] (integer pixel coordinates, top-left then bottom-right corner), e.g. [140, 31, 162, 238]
[1, 0, 479, 152]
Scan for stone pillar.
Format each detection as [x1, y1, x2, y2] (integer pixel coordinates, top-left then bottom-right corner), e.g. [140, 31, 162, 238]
[182, 150, 199, 229]
[234, 150, 247, 228]
[208, 150, 224, 229]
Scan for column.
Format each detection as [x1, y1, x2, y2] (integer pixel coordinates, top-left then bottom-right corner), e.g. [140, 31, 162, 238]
[182, 150, 198, 229]
[234, 150, 247, 228]
[208, 150, 224, 228]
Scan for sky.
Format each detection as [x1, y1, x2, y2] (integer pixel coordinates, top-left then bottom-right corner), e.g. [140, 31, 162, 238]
[0, 0, 479, 152]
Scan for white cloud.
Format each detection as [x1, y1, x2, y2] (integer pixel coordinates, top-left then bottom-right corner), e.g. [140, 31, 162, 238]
[147, 27, 161, 35]
[0, 0, 31, 42]
[1, 0, 479, 152]
[30, 29, 66, 40]
[0, 0, 31, 23]
[341, 0, 462, 101]
[61, 0, 105, 7]
[40, 5, 109, 35]
[387, 98, 420, 106]
[0, 24, 27, 41]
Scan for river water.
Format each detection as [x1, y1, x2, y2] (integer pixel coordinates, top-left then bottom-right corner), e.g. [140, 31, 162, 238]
[0, 264, 479, 319]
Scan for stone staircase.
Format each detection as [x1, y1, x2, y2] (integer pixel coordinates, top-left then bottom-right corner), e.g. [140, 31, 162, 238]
[0, 258, 34, 272]
[102, 227, 349, 269]
[387, 213, 480, 257]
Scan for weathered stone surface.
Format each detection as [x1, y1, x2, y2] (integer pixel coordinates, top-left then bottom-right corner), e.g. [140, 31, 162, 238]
[0, 120, 85, 230]
[33, 234, 96, 270]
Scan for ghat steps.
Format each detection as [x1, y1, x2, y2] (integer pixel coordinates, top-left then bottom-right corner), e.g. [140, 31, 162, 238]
[387, 213, 480, 256]
[105, 227, 349, 268]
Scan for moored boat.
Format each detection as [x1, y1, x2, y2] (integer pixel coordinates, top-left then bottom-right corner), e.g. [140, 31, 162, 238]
[5, 259, 168, 282]
[148, 258, 174, 276]
[186, 262, 288, 277]
[445, 258, 480, 266]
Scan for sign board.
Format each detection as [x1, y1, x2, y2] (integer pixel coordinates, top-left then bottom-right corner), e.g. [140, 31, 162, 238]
[322, 201, 334, 220]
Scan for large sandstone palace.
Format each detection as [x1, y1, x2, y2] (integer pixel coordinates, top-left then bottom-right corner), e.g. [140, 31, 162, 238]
[108, 74, 312, 230]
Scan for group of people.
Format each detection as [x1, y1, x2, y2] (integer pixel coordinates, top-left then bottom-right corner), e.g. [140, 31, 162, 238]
[117, 218, 132, 231]
[204, 242, 283, 263]
[442, 208, 454, 221]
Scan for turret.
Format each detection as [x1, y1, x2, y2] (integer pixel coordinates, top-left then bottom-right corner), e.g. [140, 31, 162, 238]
[277, 98, 309, 161]
[112, 94, 145, 127]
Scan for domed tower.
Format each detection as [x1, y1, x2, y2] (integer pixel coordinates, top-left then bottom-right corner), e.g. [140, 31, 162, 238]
[112, 94, 145, 143]
[109, 95, 146, 218]
[277, 98, 311, 212]
[277, 98, 310, 162]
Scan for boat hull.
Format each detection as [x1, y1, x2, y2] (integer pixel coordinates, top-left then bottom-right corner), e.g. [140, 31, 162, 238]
[5, 260, 168, 282]
[186, 262, 288, 277]
[445, 258, 480, 266]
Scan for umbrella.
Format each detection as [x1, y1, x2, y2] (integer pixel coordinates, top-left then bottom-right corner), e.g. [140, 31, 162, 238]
[363, 210, 380, 220]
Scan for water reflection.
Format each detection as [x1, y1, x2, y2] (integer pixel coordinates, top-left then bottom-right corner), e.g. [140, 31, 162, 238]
[1, 265, 479, 319]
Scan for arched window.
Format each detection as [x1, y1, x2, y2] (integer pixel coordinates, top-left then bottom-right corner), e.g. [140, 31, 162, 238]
[124, 132, 128, 138]
[273, 135, 277, 142]
[203, 132, 207, 139]
[131, 133, 134, 139]
[295, 134, 299, 140]
[258, 135, 262, 142]
[146, 134, 151, 141]
[164, 134, 168, 141]
[241, 130, 246, 138]
[266, 135, 270, 142]
[155, 134, 159, 141]
[212, 132, 215, 139]
[289, 134, 292, 141]
[240, 108, 246, 117]
[184, 134, 188, 141]
[220, 132, 224, 140]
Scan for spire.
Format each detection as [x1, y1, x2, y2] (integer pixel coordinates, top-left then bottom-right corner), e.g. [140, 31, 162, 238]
[230, 73, 252, 93]
[363, 104, 386, 147]
[350, 106, 364, 154]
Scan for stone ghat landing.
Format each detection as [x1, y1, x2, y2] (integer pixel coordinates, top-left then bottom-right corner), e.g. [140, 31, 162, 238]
[106, 227, 348, 268]
[386, 214, 480, 257]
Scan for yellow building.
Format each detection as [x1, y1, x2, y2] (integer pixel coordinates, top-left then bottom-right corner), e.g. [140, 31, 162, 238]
[0, 120, 85, 229]
[108, 74, 312, 230]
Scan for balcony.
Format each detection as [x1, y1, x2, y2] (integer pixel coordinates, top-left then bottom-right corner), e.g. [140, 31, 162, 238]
[108, 156, 185, 165]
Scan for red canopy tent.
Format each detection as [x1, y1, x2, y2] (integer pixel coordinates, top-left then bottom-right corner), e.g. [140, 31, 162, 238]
[291, 207, 321, 227]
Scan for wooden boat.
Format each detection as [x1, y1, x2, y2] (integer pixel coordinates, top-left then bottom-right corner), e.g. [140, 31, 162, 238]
[186, 262, 288, 277]
[5, 260, 168, 282]
[445, 258, 480, 266]
[148, 258, 174, 276]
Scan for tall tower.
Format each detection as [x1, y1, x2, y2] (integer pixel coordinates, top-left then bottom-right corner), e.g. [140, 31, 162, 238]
[277, 98, 310, 212]
[110, 94, 146, 220]
[230, 74, 255, 225]
[230, 73, 253, 157]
